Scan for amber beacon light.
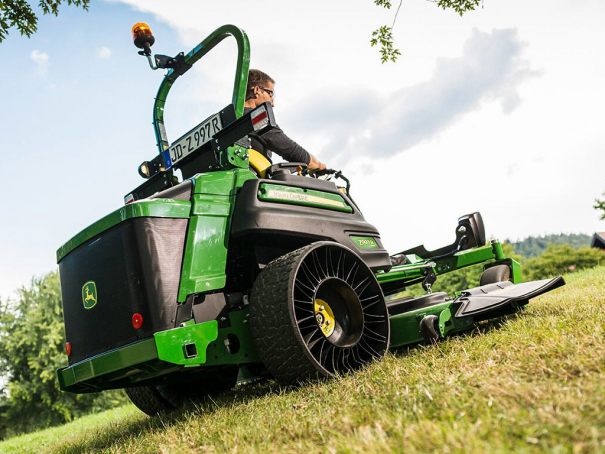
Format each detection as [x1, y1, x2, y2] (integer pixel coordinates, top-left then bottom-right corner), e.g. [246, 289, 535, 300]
[132, 22, 155, 55]
[131, 22, 182, 72]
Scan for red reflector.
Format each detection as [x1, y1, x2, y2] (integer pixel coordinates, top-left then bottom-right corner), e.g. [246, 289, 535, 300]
[251, 110, 268, 125]
[132, 313, 143, 329]
[65, 342, 72, 357]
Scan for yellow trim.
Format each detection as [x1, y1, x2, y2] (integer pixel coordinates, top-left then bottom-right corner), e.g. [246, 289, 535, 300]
[315, 299, 335, 338]
[248, 149, 271, 178]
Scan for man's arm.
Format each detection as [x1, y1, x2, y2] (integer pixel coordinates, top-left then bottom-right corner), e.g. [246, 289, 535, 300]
[260, 125, 309, 163]
[260, 126, 325, 169]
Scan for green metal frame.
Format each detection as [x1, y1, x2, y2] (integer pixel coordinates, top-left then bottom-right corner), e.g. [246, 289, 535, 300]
[57, 310, 259, 393]
[152, 24, 250, 156]
[389, 286, 529, 348]
[155, 320, 219, 366]
[376, 240, 521, 293]
[389, 301, 476, 348]
[177, 168, 256, 301]
[381, 239, 523, 347]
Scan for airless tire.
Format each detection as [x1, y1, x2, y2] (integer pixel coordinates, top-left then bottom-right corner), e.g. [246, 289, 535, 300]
[249, 242, 390, 385]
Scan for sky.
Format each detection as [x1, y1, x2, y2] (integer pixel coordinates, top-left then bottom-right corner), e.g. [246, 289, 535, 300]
[0, 0, 604, 300]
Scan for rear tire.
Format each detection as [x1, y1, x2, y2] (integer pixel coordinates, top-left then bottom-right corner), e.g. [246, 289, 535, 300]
[249, 242, 390, 385]
[125, 366, 239, 416]
[125, 385, 174, 416]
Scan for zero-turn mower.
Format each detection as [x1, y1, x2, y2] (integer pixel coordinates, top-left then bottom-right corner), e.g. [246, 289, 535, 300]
[56, 24, 565, 415]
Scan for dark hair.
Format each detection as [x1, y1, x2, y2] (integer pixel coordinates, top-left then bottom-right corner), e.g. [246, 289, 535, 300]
[246, 69, 275, 99]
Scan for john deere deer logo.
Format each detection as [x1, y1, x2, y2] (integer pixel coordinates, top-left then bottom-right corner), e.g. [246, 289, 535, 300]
[82, 281, 98, 309]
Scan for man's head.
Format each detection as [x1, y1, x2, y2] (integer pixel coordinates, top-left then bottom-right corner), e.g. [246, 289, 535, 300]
[245, 69, 275, 108]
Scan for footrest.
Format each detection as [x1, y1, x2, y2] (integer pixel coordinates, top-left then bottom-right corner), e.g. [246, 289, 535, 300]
[454, 277, 565, 318]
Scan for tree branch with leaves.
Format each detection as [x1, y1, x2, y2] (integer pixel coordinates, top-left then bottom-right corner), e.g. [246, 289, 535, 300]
[371, 0, 481, 63]
[0, 0, 89, 43]
[595, 190, 605, 220]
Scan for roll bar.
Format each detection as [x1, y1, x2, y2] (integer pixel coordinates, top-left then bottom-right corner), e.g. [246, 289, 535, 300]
[152, 25, 250, 157]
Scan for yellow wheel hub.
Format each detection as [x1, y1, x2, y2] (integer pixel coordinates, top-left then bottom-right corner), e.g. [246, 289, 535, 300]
[314, 299, 335, 338]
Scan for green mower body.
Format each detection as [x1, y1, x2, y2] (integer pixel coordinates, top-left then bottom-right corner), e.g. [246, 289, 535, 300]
[56, 25, 564, 414]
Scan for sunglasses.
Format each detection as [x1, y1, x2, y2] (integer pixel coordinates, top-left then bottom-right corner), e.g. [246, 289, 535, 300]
[258, 86, 275, 99]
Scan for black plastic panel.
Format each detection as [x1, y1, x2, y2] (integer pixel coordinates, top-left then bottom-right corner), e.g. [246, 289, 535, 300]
[59, 218, 188, 365]
[230, 179, 392, 271]
[387, 292, 448, 316]
[455, 277, 565, 319]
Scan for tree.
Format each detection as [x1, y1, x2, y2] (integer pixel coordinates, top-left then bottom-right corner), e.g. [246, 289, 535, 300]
[372, 0, 481, 62]
[594, 190, 605, 220]
[0, 271, 127, 440]
[523, 244, 605, 281]
[509, 233, 592, 259]
[0, 0, 89, 43]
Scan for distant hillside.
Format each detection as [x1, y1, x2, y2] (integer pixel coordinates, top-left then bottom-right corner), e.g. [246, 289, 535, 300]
[508, 233, 592, 258]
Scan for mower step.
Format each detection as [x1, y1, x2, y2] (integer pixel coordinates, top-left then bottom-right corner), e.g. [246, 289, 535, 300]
[454, 277, 566, 318]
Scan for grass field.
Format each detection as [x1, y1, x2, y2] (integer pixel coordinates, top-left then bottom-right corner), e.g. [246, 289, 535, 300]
[2, 266, 604, 454]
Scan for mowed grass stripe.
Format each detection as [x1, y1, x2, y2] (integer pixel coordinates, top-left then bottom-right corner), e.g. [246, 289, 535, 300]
[2, 266, 604, 454]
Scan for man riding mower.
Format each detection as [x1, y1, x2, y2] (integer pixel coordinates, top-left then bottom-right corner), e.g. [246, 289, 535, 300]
[55, 23, 564, 415]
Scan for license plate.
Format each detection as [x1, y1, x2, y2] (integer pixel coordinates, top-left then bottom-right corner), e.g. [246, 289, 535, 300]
[163, 113, 222, 169]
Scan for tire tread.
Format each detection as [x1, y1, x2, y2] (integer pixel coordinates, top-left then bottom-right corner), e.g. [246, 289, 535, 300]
[249, 245, 323, 385]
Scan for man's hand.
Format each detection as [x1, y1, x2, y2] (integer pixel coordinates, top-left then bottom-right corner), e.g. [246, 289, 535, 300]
[308, 153, 326, 170]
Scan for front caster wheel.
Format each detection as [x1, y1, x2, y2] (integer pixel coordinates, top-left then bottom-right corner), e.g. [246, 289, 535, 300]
[249, 242, 390, 385]
[480, 264, 511, 286]
[419, 315, 440, 343]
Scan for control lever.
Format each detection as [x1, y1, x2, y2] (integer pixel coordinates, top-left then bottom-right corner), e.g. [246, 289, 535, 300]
[266, 162, 307, 178]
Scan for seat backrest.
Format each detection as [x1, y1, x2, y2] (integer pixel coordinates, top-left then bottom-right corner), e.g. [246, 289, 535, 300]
[248, 149, 272, 178]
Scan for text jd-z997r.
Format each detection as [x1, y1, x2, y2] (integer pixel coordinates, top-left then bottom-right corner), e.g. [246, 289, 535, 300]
[56, 23, 564, 416]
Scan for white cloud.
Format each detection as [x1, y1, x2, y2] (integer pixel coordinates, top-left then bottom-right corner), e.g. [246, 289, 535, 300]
[96, 46, 112, 59]
[292, 28, 540, 164]
[30, 50, 49, 75]
[506, 162, 519, 177]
